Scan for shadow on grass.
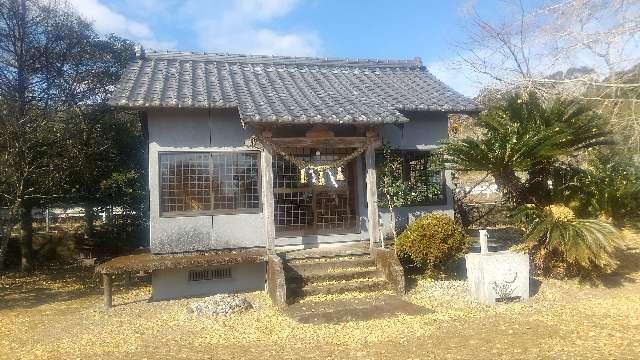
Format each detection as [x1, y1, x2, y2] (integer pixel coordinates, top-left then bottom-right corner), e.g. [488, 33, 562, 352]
[112, 297, 150, 308]
[598, 244, 640, 288]
[0, 265, 149, 311]
[530, 277, 542, 297]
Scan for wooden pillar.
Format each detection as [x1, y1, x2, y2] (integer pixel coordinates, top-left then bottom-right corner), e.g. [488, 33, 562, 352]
[261, 130, 276, 254]
[103, 274, 112, 309]
[365, 143, 380, 251]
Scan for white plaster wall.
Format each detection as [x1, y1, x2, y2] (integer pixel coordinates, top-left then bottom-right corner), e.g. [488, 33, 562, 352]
[378, 111, 449, 150]
[378, 206, 455, 239]
[151, 263, 267, 300]
[148, 108, 264, 253]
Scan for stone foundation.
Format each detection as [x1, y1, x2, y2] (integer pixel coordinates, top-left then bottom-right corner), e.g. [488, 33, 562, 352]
[373, 248, 406, 295]
[267, 254, 287, 307]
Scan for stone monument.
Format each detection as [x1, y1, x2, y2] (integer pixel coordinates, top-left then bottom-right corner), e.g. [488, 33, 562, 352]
[465, 230, 530, 304]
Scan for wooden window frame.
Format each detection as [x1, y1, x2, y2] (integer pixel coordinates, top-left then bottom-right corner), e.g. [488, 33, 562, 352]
[158, 151, 262, 217]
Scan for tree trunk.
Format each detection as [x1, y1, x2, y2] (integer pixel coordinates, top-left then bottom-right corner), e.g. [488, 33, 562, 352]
[0, 228, 9, 270]
[84, 205, 96, 241]
[0, 209, 19, 270]
[493, 169, 526, 206]
[525, 165, 553, 205]
[20, 206, 33, 272]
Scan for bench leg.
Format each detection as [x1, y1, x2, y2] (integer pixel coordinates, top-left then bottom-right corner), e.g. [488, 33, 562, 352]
[103, 274, 112, 308]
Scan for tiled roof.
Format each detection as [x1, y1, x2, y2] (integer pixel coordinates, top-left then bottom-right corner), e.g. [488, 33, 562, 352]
[109, 51, 477, 124]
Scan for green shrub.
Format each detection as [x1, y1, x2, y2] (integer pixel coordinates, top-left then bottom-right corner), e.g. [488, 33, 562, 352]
[395, 214, 471, 276]
[551, 150, 640, 228]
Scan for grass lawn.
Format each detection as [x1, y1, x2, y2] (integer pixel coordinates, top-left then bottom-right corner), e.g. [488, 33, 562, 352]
[2, 238, 640, 359]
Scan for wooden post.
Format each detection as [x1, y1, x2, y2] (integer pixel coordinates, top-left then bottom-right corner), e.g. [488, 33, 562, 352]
[103, 274, 112, 309]
[261, 130, 276, 254]
[45, 208, 50, 233]
[479, 230, 489, 254]
[123, 272, 132, 286]
[365, 144, 380, 251]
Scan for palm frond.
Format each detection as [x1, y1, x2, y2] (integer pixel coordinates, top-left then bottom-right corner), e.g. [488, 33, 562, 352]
[515, 207, 623, 277]
[442, 93, 611, 201]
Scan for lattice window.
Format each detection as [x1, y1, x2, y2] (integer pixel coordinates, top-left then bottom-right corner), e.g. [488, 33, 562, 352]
[211, 152, 260, 210]
[376, 150, 446, 206]
[160, 152, 212, 213]
[315, 191, 357, 231]
[272, 148, 358, 236]
[159, 152, 260, 215]
[274, 192, 314, 232]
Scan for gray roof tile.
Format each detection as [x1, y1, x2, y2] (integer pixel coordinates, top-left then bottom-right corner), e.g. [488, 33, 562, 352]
[109, 51, 477, 124]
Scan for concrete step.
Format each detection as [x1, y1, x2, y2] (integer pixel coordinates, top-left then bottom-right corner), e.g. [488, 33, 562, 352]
[286, 267, 380, 286]
[291, 278, 391, 298]
[283, 247, 370, 261]
[285, 256, 376, 275]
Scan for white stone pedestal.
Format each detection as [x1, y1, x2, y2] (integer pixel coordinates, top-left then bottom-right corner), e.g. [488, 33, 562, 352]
[465, 251, 530, 305]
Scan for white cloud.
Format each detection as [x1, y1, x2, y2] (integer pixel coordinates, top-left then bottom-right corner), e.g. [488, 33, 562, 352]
[236, 0, 299, 19]
[69, 0, 321, 55]
[185, 0, 321, 56]
[68, 0, 175, 49]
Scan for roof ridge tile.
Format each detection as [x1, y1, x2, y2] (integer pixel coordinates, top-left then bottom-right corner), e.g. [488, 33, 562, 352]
[140, 50, 423, 69]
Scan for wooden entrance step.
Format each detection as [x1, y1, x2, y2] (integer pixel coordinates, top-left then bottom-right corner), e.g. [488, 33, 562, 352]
[291, 278, 391, 297]
[287, 267, 380, 286]
[281, 243, 370, 261]
[282, 250, 393, 303]
[285, 256, 376, 274]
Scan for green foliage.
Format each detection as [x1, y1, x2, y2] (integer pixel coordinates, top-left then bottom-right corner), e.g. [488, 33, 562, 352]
[395, 214, 471, 276]
[511, 204, 624, 278]
[94, 214, 148, 256]
[0, 0, 142, 268]
[552, 150, 640, 228]
[65, 107, 145, 213]
[441, 92, 610, 205]
[377, 144, 443, 208]
[100, 170, 145, 212]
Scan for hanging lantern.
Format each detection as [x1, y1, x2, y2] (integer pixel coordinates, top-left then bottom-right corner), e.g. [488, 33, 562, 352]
[336, 166, 345, 181]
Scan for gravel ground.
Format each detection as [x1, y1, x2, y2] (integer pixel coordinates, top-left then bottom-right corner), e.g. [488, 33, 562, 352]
[1, 235, 639, 359]
[187, 294, 253, 317]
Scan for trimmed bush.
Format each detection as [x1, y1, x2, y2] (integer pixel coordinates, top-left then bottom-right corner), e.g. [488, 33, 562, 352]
[395, 214, 471, 276]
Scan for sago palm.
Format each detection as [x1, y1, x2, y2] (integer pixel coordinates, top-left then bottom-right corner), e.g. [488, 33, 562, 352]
[511, 204, 624, 278]
[442, 93, 610, 205]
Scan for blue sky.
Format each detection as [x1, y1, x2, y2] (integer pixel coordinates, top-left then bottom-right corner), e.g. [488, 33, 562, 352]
[68, 0, 515, 96]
